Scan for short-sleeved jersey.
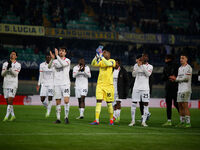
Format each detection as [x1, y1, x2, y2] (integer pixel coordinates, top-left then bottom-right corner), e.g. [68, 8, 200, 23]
[38, 62, 54, 86]
[50, 56, 71, 86]
[73, 65, 91, 89]
[177, 64, 192, 93]
[2, 61, 21, 89]
[92, 58, 116, 86]
[133, 63, 153, 91]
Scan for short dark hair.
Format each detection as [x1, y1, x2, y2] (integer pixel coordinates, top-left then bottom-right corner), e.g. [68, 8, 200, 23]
[10, 50, 17, 56]
[181, 53, 188, 59]
[115, 58, 121, 64]
[136, 54, 142, 59]
[59, 47, 67, 52]
[45, 52, 50, 57]
[165, 54, 174, 60]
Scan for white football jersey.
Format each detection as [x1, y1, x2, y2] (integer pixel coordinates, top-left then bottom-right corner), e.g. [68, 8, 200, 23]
[176, 64, 192, 93]
[113, 68, 120, 94]
[1, 61, 21, 89]
[132, 63, 153, 91]
[73, 65, 91, 89]
[50, 56, 71, 86]
[38, 62, 54, 86]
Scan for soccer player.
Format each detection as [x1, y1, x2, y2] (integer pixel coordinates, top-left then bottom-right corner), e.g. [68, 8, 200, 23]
[169, 54, 192, 128]
[48, 48, 71, 124]
[90, 46, 116, 125]
[1, 51, 21, 121]
[162, 54, 179, 126]
[36, 53, 54, 118]
[129, 54, 153, 127]
[73, 57, 91, 119]
[113, 58, 129, 123]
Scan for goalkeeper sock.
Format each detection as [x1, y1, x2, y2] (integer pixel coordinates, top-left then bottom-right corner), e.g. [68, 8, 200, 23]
[5, 105, 12, 118]
[10, 105, 15, 117]
[185, 116, 190, 124]
[56, 105, 61, 120]
[180, 116, 185, 123]
[95, 102, 102, 122]
[107, 103, 113, 121]
[64, 103, 70, 118]
[131, 103, 137, 122]
[142, 106, 149, 123]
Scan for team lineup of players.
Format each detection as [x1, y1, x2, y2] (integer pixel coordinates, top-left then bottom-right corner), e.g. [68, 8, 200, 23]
[1, 46, 192, 127]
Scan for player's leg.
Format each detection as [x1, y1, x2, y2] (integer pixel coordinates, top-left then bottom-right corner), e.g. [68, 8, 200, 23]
[46, 86, 54, 118]
[54, 86, 62, 123]
[90, 86, 103, 125]
[173, 91, 179, 112]
[115, 101, 121, 122]
[79, 96, 85, 118]
[176, 92, 185, 127]
[3, 88, 16, 122]
[40, 85, 48, 108]
[139, 101, 144, 116]
[163, 94, 172, 126]
[113, 93, 118, 120]
[141, 90, 150, 127]
[107, 101, 114, 125]
[183, 102, 191, 127]
[62, 85, 70, 124]
[129, 89, 140, 126]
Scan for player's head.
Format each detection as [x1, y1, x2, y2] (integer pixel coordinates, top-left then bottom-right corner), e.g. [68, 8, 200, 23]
[10, 50, 17, 60]
[103, 49, 111, 59]
[180, 54, 188, 65]
[59, 47, 67, 57]
[78, 57, 85, 66]
[115, 58, 121, 69]
[165, 54, 174, 63]
[142, 53, 149, 63]
[136, 54, 142, 63]
[45, 53, 51, 63]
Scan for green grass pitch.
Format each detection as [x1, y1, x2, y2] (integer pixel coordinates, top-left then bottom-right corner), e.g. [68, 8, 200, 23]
[0, 105, 200, 150]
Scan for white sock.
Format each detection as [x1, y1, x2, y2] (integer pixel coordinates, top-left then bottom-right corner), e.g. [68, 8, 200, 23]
[168, 119, 171, 122]
[79, 108, 84, 117]
[116, 109, 121, 118]
[131, 103, 137, 123]
[56, 105, 61, 120]
[185, 116, 190, 124]
[113, 110, 117, 118]
[42, 101, 48, 108]
[64, 103, 70, 118]
[5, 105, 12, 118]
[47, 101, 52, 115]
[10, 105, 15, 117]
[180, 116, 185, 123]
[142, 106, 149, 123]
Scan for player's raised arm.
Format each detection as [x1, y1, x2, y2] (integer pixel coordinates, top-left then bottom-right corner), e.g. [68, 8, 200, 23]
[84, 66, 91, 78]
[91, 56, 100, 67]
[56, 55, 70, 67]
[48, 51, 54, 69]
[132, 64, 139, 77]
[141, 65, 153, 77]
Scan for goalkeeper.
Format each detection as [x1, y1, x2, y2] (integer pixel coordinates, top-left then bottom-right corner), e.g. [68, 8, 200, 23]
[90, 46, 116, 125]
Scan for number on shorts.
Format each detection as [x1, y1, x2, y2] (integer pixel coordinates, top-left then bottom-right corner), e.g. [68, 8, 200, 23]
[107, 93, 111, 97]
[180, 93, 185, 99]
[143, 94, 149, 98]
[48, 89, 53, 94]
[8, 88, 14, 93]
[64, 89, 69, 93]
[83, 89, 87, 93]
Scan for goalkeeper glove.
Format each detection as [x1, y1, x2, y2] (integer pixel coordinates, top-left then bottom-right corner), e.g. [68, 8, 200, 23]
[96, 45, 103, 56]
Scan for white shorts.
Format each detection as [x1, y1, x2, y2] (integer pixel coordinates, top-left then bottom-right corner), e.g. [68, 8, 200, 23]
[132, 89, 150, 103]
[177, 92, 191, 102]
[54, 85, 70, 99]
[40, 85, 54, 97]
[75, 88, 88, 98]
[3, 88, 17, 99]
